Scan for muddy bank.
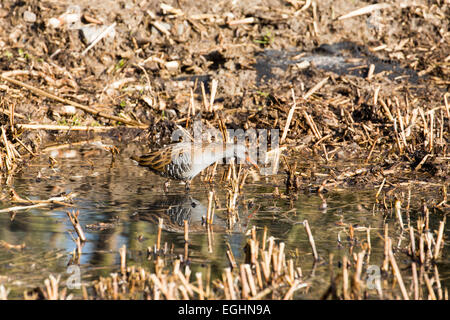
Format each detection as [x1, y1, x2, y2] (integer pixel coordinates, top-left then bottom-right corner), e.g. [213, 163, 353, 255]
[0, 1, 447, 188]
[0, 0, 448, 301]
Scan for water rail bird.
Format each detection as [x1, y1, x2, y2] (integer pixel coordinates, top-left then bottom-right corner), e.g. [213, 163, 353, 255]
[131, 142, 258, 191]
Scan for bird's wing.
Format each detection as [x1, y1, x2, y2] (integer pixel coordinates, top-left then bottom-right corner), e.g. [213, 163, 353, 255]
[133, 147, 174, 173]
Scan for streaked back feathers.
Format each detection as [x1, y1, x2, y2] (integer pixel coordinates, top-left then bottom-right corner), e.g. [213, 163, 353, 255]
[132, 142, 250, 181]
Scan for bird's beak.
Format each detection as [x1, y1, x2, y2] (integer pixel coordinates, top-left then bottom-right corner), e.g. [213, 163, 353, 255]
[245, 155, 259, 170]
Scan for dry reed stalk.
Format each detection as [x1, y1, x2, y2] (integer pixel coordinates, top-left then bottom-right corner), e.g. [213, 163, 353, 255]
[303, 77, 328, 100]
[434, 219, 445, 260]
[375, 178, 386, 200]
[75, 237, 82, 262]
[151, 275, 161, 300]
[262, 226, 268, 251]
[1, 127, 13, 171]
[419, 107, 428, 137]
[411, 262, 419, 300]
[0, 147, 3, 172]
[0, 107, 26, 120]
[283, 279, 302, 300]
[424, 205, 430, 231]
[81, 22, 117, 56]
[382, 224, 389, 272]
[9, 102, 14, 128]
[207, 225, 213, 253]
[82, 285, 89, 300]
[238, 170, 249, 192]
[222, 273, 231, 300]
[288, 259, 295, 283]
[434, 265, 443, 300]
[184, 220, 189, 243]
[0, 74, 143, 127]
[178, 285, 189, 300]
[209, 79, 218, 112]
[176, 271, 194, 298]
[394, 199, 404, 230]
[249, 239, 258, 266]
[406, 187, 412, 227]
[272, 246, 280, 274]
[439, 109, 444, 148]
[364, 136, 379, 163]
[185, 265, 191, 280]
[15, 137, 36, 157]
[224, 160, 232, 181]
[414, 153, 431, 171]
[396, 101, 408, 149]
[393, 118, 404, 153]
[0, 240, 25, 250]
[280, 89, 297, 144]
[184, 242, 189, 263]
[157, 218, 163, 251]
[200, 82, 208, 112]
[66, 210, 86, 242]
[251, 226, 257, 242]
[424, 231, 434, 261]
[44, 275, 63, 300]
[224, 268, 236, 300]
[349, 225, 355, 242]
[342, 255, 349, 300]
[419, 232, 425, 264]
[155, 274, 169, 299]
[277, 242, 285, 276]
[226, 242, 237, 269]
[206, 162, 218, 183]
[111, 273, 119, 300]
[380, 99, 395, 122]
[195, 272, 204, 300]
[150, 19, 174, 44]
[206, 191, 214, 224]
[205, 265, 211, 298]
[267, 236, 275, 261]
[0, 285, 10, 300]
[373, 85, 380, 105]
[387, 238, 409, 300]
[444, 93, 450, 120]
[367, 64, 375, 80]
[409, 226, 416, 258]
[428, 111, 434, 152]
[119, 245, 126, 274]
[17, 124, 127, 131]
[303, 220, 319, 261]
[260, 251, 271, 282]
[254, 262, 264, 290]
[227, 17, 255, 26]
[302, 110, 322, 140]
[239, 265, 250, 299]
[353, 251, 365, 298]
[424, 273, 437, 300]
[338, 3, 391, 20]
[417, 216, 424, 235]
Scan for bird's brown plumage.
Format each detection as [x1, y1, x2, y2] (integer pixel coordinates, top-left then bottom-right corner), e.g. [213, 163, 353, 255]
[132, 142, 257, 183]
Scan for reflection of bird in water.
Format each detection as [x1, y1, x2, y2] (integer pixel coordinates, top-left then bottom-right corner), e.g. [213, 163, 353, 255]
[135, 195, 225, 232]
[131, 142, 258, 191]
